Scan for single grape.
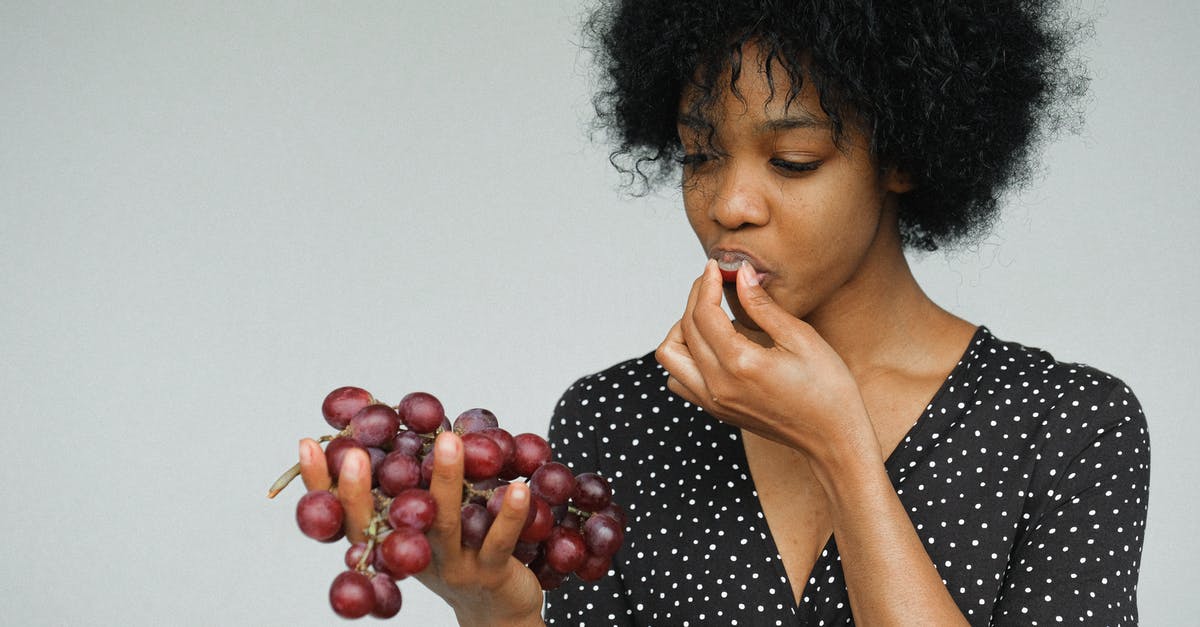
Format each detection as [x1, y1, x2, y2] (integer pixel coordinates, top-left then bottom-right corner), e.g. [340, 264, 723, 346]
[460, 503, 494, 549]
[594, 502, 627, 528]
[479, 427, 517, 478]
[396, 391, 445, 434]
[322, 386, 374, 430]
[329, 570, 376, 619]
[367, 447, 386, 488]
[388, 488, 437, 533]
[419, 449, 436, 488]
[344, 542, 369, 570]
[296, 490, 344, 542]
[390, 429, 424, 457]
[528, 555, 568, 591]
[369, 573, 403, 619]
[530, 462, 576, 506]
[371, 532, 402, 579]
[453, 407, 499, 434]
[513, 540, 540, 565]
[377, 451, 421, 496]
[461, 431, 504, 480]
[544, 526, 587, 573]
[324, 436, 367, 479]
[511, 433, 552, 477]
[571, 472, 612, 512]
[583, 513, 624, 558]
[349, 404, 401, 448]
[574, 552, 612, 582]
[379, 527, 432, 576]
[519, 494, 554, 543]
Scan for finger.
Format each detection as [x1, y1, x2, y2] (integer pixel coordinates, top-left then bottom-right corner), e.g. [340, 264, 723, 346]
[337, 448, 374, 543]
[427, 432, 465, 549]
[477, 482, 531, 570]
[299, 438, 331, 491]
[656, 320, 709, 404]
[734, 262, 806, 350]
[687, 259, 744, 365]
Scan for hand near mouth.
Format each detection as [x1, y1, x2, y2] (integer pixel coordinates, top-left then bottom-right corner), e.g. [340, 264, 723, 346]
[655, 259, 880, 466]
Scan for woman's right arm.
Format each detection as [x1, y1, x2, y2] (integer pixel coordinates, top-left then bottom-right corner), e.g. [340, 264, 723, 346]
[299, 432, 546, 627]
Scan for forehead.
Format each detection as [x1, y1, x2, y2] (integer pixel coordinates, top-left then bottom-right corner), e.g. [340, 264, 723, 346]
[676, 44, 828, 129]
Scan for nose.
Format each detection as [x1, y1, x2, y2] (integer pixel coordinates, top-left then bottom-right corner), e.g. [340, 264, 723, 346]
[705, 163, 770, 230]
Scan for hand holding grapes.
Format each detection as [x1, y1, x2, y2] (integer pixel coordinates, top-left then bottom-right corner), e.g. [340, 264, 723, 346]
[655, 260, 882, 468]
[272, 388, 625, 621]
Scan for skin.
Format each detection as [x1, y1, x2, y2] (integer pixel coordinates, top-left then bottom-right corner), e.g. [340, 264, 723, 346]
[298, 41, 979, 627]
[655, 45, 978, 623]
[299, 434, 546, 627]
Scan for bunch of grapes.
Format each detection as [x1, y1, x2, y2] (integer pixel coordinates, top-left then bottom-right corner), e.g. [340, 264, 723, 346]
[268, 386, 626, 620]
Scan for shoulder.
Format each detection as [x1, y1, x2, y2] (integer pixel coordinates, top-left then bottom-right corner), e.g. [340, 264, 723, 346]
[551, 351, 669, 418]
[965, 327, 1148, 456]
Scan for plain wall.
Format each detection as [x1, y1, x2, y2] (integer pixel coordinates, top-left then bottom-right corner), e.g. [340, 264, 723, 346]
[1, 1, 1195, 625]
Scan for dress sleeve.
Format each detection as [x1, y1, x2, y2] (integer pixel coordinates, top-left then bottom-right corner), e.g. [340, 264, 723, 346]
[990, 382, 1150, 625]
[541, 379, 637, 627]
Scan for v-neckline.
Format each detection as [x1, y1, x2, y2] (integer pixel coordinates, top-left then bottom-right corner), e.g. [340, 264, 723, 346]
[727, 326, 989, 614]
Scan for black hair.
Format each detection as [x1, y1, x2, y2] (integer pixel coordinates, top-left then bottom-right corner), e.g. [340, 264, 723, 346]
[586, 0, 1089, 250]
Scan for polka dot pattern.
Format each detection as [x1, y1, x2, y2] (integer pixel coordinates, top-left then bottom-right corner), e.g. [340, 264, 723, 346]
[542, 327, 1149, 625]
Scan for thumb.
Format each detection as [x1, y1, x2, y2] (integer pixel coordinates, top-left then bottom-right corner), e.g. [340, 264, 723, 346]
[735, 262, 799, 340]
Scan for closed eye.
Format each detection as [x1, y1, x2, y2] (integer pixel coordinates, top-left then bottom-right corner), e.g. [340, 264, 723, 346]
[770, 158, 822, 173]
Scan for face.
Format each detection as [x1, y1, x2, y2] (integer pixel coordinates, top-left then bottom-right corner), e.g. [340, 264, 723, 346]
[677, 46, 911, 332]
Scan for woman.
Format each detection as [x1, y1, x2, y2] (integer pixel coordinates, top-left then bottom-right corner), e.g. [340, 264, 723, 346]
[300, 1, 1149, 624]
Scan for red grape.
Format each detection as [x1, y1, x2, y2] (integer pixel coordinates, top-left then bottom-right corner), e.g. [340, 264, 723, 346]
[574, 553, 612, 582]
[583, 513, 624, 557]
[322, 386, 373, 430]
[377, 452, 421, 496]
[530, 462, 576, 506]
[571, 472, 612, 512]
[388, 488, 437, 533]
[349, 404, 401, 448]
[390, 430, 424, 457]
[344, 542, 369, 570]
[379, 527, 432, 576]
[329, 570, 376, 619]
[324, 436, 367, 479]
[528, 555, 568, 591]
[278, 387, 628, 619]
[544, 526, 587, 573]
[519, 494, 554, 543]
[453, 407, 499, 434]
[296, 490, 344, 542]
[461, 431, 504, 480]
[459, 503, 494, 549]
[511, 433, 552, 476]
[369, 573, 403, 619]
[396, 392, 445, 434]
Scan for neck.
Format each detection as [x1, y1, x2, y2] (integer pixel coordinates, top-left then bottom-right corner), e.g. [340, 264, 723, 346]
[743, 208, 972, 380]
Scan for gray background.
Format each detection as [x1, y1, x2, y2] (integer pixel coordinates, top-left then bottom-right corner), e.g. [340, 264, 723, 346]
[2, 1, 1195, 625]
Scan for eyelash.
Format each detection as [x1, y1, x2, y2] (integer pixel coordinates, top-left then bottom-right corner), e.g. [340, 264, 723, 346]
[677, 153, 823, 174]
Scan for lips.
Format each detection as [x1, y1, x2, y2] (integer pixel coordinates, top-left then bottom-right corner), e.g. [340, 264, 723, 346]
[709, 248, 770, 284]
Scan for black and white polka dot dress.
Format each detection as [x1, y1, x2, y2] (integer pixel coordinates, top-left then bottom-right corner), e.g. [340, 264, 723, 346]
[543, 327, 1149, 626]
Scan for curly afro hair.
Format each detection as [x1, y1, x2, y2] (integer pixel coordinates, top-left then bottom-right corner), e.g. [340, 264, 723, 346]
[586, 0, 1089, 250]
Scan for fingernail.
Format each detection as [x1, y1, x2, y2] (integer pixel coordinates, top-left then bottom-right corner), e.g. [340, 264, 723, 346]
[509, 483, 528, 503]
[739, 261, 759, 286]
[436, 432, 460, 457]
[298, 440, 310, 464]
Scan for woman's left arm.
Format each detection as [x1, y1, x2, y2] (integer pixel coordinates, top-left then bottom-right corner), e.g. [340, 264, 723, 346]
[656, 260, 971, 625]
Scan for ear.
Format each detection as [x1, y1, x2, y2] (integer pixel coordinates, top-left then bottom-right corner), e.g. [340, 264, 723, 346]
[883, 167, 916, 194]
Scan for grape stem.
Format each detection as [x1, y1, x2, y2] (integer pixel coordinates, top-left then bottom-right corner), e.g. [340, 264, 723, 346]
[267, 463, 301, 499]
[265, 434, 336, 499]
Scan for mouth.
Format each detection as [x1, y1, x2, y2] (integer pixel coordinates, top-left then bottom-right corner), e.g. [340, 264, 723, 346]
[710, 249, 770, 284]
